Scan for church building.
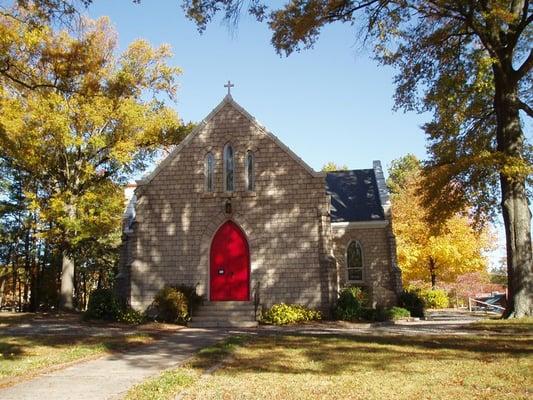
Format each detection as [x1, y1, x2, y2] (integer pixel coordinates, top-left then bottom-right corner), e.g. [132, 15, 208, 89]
[118, 90, 402, 327]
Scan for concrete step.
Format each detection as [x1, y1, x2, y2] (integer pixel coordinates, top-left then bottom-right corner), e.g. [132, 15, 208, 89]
[194, 310, 256, 318]
[199, 301, 255, 311]
[191, 314, 256, 323]
[190, 301, 258, 328]
[188, 319, 258, 328]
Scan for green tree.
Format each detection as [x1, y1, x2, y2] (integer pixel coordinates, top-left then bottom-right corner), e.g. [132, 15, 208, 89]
[321, 162, 349, 172]
[179, 0, 532, 318]
[386, 154, 420, 196]
[0, 11, 188, 309]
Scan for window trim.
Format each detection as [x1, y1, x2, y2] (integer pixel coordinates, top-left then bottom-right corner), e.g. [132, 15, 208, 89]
[223, 143, 235, 192]
[346, 240, 364, 282]
[204, 152, 215, 192]
[245, 150, 255, 191]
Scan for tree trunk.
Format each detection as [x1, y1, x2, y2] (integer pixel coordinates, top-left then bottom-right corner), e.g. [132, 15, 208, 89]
[494, 70, 533, 318]
[59, 203, 76, 311]
[59, 250, 75, 310]
[429, 257, 437, 289]
[0, 277, 6, 308]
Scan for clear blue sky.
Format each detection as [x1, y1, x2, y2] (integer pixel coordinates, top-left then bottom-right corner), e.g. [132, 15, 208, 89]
[87, 1, 507, 268]
[87, 0, 429, 172]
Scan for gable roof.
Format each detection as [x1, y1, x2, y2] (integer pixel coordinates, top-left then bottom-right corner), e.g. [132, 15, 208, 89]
[137, 94, 323, 185]
[325, 169, 385, 222]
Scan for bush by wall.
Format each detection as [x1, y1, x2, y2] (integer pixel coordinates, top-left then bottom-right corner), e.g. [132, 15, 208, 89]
[334, 286, 366, 321]
[85, 288, 121, 321]
[171, 284, 203, 316]
[151, 286, 190, 323]
[385, 306, 411, 320]
[117, 307, 145, 324]
[399, 289, 425, 318]
[261, 303, 322, 325]
[421, 289, 449, 309]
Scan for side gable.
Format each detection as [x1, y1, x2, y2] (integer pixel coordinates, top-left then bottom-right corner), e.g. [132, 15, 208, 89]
[137, 95, 323, 186]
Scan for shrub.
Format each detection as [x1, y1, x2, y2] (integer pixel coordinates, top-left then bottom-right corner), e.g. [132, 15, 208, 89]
[334, 286, 366, 321]
[360, 307, 377, 321]
[261, 303, 322, 325]
[117, 307, 145, 325]
[399, 289, 425, 318]
[171, 284, 203, 316]
[85, 288, 121, 321]
[152, 286, 190, 323]
[385, 306, 411, 320]
[421, 289, 449, 309]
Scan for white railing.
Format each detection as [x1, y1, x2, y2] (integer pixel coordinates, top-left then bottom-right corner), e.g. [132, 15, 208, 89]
[468, 297, 505, 312]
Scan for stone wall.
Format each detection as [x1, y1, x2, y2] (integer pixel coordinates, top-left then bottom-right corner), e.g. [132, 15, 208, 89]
[127, 98, 334, 312]
[332, 223, 398, 307]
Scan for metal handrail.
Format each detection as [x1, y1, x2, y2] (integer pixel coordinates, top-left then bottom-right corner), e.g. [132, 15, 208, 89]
[468, 297, 505, 312]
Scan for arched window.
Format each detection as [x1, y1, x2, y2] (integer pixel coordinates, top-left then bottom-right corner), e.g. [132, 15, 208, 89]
[347, 241, 363, 281]
[204, 152, 214, 192]
[245, 150, 254, 191]
[223, 144, 234, 192]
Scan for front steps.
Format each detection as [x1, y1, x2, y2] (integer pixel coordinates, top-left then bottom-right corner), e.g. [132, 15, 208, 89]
[188, 301, 258, 328]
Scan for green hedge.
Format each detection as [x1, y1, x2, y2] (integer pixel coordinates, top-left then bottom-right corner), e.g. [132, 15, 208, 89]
[261, 303, 322, 325]
[85, 288, 145, 324]
[334, 286, 366, 321]
[85, 288, 122, 321]
[399, 289, 425, 318]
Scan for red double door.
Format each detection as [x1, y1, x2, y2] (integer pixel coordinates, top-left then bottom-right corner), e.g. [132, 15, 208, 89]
[210, 221, 250, 301]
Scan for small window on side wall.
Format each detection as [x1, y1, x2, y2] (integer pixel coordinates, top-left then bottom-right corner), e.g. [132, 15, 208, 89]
[347, 241, 363, 281]
[245, 150, 254, 191]
[223, 144, 234, 192]
[205, 152, 214, 192]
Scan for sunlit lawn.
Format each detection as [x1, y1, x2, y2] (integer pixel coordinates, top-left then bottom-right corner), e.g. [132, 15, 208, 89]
[0, 312, 173, 387]
[0, 333, 154, 387]
[127, 321, 532, 400]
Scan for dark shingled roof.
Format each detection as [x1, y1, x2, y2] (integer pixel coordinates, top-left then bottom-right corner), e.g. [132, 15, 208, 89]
[325, 169, 385, 222]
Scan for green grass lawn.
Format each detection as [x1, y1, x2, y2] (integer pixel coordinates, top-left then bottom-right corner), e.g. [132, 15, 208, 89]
[126, 321, 533, 400]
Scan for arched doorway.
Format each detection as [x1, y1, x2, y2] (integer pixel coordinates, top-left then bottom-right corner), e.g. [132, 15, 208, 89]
[210, 221, 250, 301]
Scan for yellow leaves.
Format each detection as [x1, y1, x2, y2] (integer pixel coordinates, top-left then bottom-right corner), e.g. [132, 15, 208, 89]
[0, 8, 184, 251]
[392, 171, 492, 284]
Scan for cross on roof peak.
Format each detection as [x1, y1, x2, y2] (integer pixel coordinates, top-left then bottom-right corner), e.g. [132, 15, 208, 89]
[224, 80, 234, 96]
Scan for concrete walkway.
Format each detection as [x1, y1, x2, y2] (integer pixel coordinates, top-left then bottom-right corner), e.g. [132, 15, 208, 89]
[0, 328, 228, 400]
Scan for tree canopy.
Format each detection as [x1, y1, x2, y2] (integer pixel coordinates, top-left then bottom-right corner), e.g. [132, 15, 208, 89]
[388, 155, 493, 287]
[0, 5, 188, 310]
[321, 162, 349, 172]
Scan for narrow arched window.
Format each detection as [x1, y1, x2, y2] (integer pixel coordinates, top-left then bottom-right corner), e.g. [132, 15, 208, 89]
[224, 144, 234, 192]
[245, 151, 254, 191]
[204, 152, 214, 192]
[347, 241, 363, 281]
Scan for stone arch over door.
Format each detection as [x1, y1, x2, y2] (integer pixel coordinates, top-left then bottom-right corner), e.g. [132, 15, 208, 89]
[209, 220, 250, 301]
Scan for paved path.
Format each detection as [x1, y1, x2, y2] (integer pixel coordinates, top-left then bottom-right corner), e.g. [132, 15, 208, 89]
[0, 328, 228, 400]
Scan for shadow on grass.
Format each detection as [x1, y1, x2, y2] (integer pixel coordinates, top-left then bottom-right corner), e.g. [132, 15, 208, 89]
[222, 333, 533, 377]
[465, 319, 533, 335]
[0, 332, 158, 362]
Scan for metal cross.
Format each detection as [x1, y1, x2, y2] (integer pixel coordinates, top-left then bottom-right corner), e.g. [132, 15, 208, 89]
[224, 80, 234, 95]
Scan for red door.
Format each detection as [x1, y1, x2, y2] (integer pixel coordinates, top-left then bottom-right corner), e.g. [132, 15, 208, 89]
[210, 221, 250, 301]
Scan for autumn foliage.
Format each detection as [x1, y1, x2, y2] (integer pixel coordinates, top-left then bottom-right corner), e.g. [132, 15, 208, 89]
[389, 155, 493, 288]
